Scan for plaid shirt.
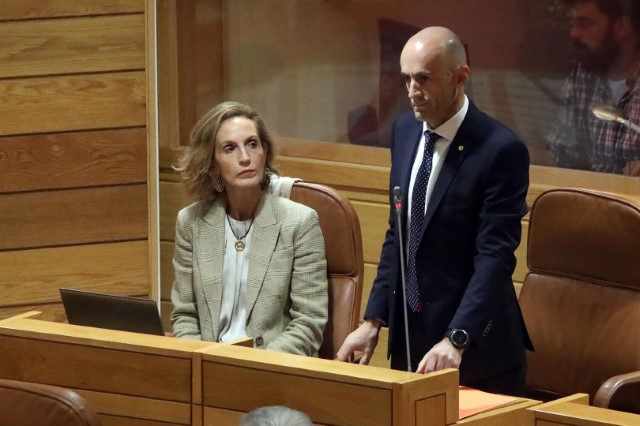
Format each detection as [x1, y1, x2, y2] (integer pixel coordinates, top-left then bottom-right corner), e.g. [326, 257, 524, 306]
[547, 60, 640, 173]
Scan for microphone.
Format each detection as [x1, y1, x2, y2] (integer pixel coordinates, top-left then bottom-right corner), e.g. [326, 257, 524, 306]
[592, 104, 640, 133]
[393, 186, 412, 372]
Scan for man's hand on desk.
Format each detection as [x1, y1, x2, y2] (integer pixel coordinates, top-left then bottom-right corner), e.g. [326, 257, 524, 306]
[416, 337, 463, 374]
[336, 318, 381, 365]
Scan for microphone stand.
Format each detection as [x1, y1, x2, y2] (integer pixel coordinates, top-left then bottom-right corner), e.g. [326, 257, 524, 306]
[393, 186, 412, 372]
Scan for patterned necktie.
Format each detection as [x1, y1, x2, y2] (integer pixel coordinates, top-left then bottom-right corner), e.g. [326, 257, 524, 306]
[406, 130, 438, 312]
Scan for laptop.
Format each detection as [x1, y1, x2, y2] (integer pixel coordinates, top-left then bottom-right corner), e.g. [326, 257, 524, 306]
[60, 288, 165, 336]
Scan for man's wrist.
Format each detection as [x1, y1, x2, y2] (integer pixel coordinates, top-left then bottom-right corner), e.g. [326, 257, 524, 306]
[445, 328, 471, 351]
[365, 317, 384, 331]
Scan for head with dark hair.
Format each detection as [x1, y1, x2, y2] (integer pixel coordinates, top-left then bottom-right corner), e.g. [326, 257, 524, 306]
[175, 101, 278, 201]
[564, 0, 640, 74]
[565, 0, 640, 32]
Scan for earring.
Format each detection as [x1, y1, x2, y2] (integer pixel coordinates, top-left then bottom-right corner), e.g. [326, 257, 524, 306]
[260, 169, 271, 188]
[213, 173, 225, 192]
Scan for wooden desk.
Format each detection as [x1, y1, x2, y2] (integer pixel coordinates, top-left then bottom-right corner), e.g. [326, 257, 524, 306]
[196, 344, 459, 426]
[529, 394, 640, 425]
[11, 313, 620, 426]
[456, 398, 538, 425]
[0, 312, 216, 425]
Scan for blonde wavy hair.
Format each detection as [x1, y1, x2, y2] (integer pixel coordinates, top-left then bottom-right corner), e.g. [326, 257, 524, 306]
[175, 101, 278, 201]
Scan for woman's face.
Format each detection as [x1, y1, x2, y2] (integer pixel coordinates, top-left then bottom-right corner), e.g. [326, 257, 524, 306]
[213, 116, 266, 192]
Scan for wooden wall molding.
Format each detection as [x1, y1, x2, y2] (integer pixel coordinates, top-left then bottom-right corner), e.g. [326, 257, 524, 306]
[0, 14, 145, 78]
[0, 185, 148, 250]
[0, 72, 146, 136]
[0, 241, 149, 307]
[0, 128, 146, 193]
[0, 0, 144, 22]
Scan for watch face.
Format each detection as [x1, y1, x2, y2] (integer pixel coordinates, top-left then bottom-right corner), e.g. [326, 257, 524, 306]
[450, 329, 469, 348]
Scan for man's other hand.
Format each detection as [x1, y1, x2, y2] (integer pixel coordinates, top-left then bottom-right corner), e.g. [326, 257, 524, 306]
[416, 337, 463, 374]
[336, 319, 381, 364]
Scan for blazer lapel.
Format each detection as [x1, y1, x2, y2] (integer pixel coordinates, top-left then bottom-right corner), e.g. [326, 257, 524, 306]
[421, 140, 468, 234]
[196, 199, 226, 339]
[420, 108, 475, 235]
[398, 120, 424, 232]
[245, 194, 280, 318]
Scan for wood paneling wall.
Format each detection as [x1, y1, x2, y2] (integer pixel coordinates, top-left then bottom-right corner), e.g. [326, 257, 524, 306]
[0, 0, 149, 321]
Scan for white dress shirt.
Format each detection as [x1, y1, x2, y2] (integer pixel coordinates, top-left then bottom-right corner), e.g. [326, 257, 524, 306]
[407, 95, 469, 235]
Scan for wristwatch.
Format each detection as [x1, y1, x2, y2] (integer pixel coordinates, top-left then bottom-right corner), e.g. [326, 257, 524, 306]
[445, 328, 470, 350]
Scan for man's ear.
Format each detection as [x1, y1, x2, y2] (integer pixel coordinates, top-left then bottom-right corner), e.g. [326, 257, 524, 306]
[456, 65, 471, 86]
[613, 16, 632, 40]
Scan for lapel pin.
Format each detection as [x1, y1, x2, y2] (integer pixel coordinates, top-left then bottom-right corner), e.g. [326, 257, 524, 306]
[458, 145, 464, 151]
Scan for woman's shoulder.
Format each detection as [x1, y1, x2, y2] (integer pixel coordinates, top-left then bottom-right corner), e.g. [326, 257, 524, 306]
[268, 193, 318, 222]
[177, 198, 216, 223]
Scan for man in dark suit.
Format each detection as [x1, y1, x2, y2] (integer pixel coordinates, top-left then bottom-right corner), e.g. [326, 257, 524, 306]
[337, 26, 533, 395]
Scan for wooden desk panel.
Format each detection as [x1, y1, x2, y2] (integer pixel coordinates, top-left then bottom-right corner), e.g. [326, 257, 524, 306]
[0, 334, 191, 401]
[197, 344, 458, 426]
[529, 394, 640, 426]
[456, 399, 538, 425]
[0, 314, 215, 425]
[203, 362, 392, 424]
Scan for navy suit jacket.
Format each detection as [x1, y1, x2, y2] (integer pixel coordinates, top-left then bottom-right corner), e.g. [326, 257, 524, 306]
[364, 101, 533, 384]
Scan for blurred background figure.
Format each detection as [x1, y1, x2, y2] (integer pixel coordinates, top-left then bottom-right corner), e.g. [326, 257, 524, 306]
[547, 0, 640, 175]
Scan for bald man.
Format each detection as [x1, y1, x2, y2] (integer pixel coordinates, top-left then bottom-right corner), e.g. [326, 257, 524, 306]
[337, 27, 533, 395]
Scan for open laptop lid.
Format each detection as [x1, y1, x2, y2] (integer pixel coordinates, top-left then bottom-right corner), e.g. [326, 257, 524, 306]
[60, 288, 165, 336]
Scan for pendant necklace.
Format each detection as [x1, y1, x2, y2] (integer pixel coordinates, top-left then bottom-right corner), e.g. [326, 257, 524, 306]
[227, 214, 255, 252]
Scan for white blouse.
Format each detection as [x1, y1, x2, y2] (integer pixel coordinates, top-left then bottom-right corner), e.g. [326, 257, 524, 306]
[218, 216, 255, 343]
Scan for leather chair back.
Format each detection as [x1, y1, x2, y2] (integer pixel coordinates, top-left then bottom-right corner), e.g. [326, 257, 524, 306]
[0, 378, 102, 425]
[520, 188, 640, 412]
[290, 182, 364, 359]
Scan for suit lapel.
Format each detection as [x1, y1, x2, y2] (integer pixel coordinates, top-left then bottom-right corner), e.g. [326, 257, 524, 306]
[421, 136, 468, 233]
[196, 199, 226, 339]
[398, 120, 424, 231]
[420, 105, 476, 235]
[246, 194, 280, 318]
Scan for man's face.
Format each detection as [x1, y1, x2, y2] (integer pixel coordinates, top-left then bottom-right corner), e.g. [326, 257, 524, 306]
[400, 42, 460, 128]
[569, 1, 621, 74]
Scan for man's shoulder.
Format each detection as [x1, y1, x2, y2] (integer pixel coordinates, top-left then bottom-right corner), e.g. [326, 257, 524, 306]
[464, 103, 525, 148]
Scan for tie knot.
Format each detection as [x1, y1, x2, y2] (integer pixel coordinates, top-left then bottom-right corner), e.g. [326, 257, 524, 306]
[424, 130, 439, 142]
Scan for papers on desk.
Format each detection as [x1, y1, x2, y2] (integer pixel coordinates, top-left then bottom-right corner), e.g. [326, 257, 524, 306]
[458, 386, 521, 419]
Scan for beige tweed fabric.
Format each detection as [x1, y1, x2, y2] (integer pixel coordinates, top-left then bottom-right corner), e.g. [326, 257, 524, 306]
[170, 192, 328, 356]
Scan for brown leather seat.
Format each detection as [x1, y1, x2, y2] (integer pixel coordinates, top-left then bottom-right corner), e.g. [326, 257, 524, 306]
[520, 188, 640, 413]
[0, 378, 102, 425]
[290, 182, 364, 360]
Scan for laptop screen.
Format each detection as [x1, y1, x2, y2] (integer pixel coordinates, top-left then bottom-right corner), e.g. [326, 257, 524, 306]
[60, 288, 165, 336]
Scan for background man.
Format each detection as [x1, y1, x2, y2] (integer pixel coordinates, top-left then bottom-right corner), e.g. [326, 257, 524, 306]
[337, 26, 533, 395]
[547, 0, 640, 175]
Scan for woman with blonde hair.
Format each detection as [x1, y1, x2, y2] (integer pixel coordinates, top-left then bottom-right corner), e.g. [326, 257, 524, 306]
[171, 101, 328, 356]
